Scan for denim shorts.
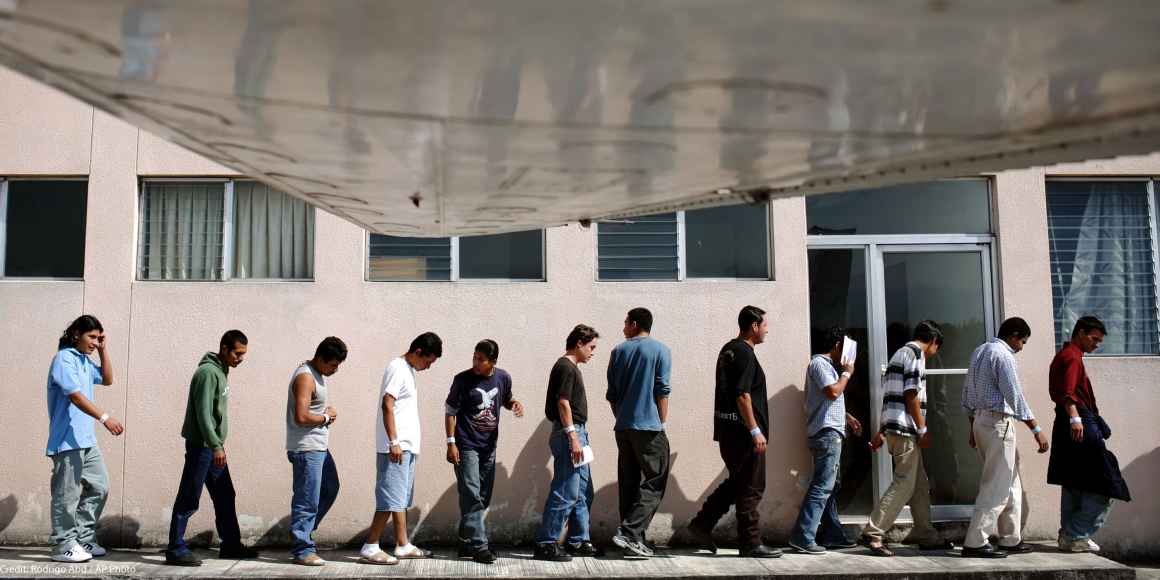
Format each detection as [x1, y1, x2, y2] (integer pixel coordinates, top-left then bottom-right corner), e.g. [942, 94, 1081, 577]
[375, 451, 417, 512]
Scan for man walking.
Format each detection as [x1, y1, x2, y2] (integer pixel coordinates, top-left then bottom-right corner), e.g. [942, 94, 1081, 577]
[533, 324, 600, 562]
[858, 320, 951, 557]
[685, 305, 781, 559]
[165, 330, 259, 566]
[286, 337, 348, 566]
[1048, 316, 1131, 552]
[960, 317, 1049, 558]
[445, 339, 525, 564]
[359, 332, 442, 565]
[607, 307, 672, 558]
[45, 315, 124, 563]
[788, 326, 861, 554]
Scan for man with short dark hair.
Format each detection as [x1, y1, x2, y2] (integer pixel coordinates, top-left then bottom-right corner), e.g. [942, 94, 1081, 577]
[445, 339, 524, 564]
[788, 326, 861, 554]
[359, 332, 442, 565]
[286, 337, 348, 566]
[686, 306, 781, 559]
[859, 320, 951, 557]
[534, 324, 600, 562]
[165, 330, 258, 566]
[960, 317, 1049, 558]
[607, 307, 672, 558]
[1048, 316, 1131, 552]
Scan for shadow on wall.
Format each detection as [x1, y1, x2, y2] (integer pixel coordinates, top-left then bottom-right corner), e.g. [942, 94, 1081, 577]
[1101, 446, 1160, 559]
[0, 495, 17, 536]
[95, 515, 143, 549]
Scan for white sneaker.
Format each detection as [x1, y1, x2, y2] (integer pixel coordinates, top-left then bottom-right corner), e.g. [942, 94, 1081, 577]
[1069, 538, 1100, 552]
[51, 546, 93, 563]
[82, 542, 107, 557]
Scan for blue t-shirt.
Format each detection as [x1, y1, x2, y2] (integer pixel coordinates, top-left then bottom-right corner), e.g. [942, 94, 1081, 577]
[606, 336, 672, 431]
[444, 368, 513, 451]
[46, 348, 104, 456]
[804, 354, 846, 438]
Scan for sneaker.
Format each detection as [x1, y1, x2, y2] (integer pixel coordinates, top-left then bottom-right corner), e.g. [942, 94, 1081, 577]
[961, 544, 1008, 559]
[294, 553, 326, 566]
[685, 523, 718, 554]
[164, 551, 202, 566]
[611, 534, 653, 558]
[788, 541, 826, 554]
[740, 544, 783, 558]
[533, 543, 573, 562]
[1067, 538, 1100, 553]
[472, 548, 498, 564]
[821, 538, 858, 550]
[394, 543, 432, 559]
[51, 546, 93, 563]
[218, 544, 260, 559]
[565, 541, 602, 557]
[81, 542, 107, 557]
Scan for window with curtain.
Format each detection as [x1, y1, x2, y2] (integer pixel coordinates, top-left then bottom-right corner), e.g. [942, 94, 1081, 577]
[596, 204, 770, 281]
[1047, 180, 1160, 355]
[137, 180, 314, 281]
[367, 230, 544, 281]
[1, 179, 88, 278]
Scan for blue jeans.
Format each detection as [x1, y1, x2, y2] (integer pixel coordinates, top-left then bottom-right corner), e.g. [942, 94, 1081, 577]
[167, 442, 242, 556]
[287, 450, 340, 558]
[1061, 487, 1113, 541]
[456, 447, 497, 550]
[535, 425, 593, 545]
[790, 429, 846, 547]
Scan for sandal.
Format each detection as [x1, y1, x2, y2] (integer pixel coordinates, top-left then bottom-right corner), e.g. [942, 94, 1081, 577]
[359, 550, 399, 565]
[859, 538, 894, 557]
[394, 544, 432, 559]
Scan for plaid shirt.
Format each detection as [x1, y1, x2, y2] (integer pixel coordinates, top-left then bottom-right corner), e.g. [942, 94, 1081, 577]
[962, 338, 1034, 421]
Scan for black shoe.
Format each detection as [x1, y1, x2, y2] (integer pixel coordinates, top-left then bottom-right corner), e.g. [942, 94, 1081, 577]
[685, 523, 718, 554]
[533, 543, 573, 562]
[218, 544, 260, 559]
[164, 551, 203, 567]
[565, 541, 602, 557]
[961, 544, 1008, 559]
[472, 548, 498, 564]
[740, 544, 783, 558]
[822, 538, 858, 550]
[999, 542, 1033, 554]
[918, 539, 955, 551]
[458, 544, 475, 558]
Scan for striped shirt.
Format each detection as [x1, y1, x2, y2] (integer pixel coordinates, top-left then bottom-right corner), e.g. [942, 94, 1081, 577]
[880, 342, 925, 436]
[961, 338, 1034, 421]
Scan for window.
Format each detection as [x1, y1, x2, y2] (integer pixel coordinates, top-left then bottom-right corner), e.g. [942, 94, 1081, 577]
[0, 179, 88, 278]
[367, 230, 545, 281]
[1047, 180, 1159, 355]
[136, 180, 314, 281]
[596, 204, 770, 281]
[807, 179, 991, 235]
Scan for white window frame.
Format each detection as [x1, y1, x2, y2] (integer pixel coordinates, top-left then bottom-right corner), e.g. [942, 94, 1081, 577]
[595, 204, 773, 282]
[1045, 176, 1160, 356]
[364, 230, 548, 282]
[0, 176, 89, 281]
[137, 178, 314, 282]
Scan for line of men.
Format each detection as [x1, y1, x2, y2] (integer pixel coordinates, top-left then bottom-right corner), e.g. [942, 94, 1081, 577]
[42, 308, 1129, 565]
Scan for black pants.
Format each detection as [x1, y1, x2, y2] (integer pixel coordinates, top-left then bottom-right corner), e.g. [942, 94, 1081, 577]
[615, 430, 671, 541]
[690, 429, 766, 547]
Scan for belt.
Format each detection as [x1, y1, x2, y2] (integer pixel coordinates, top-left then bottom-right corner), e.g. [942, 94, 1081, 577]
[977, 409, 1012, 418]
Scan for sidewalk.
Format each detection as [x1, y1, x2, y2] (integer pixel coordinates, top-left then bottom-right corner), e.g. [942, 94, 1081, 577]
[0, 543, 1134, 580]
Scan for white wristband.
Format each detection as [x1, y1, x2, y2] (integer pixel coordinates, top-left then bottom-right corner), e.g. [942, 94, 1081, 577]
[749, 426, 762, 438]
[1030, 425, 1042, 434]
[840, 371, 852, 379]
[389, 440, 400, 447]
[1069, 417, 1082, 425]
[99, 413, 109, 424]
[321, 415, 331, 426]
[916, 426, 928, 436]
[564, 425, 577, 433]
[446, 436, 456, 444]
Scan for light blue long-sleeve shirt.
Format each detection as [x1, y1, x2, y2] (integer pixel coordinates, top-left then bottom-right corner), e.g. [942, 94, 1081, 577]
[606, 335, 672, 431]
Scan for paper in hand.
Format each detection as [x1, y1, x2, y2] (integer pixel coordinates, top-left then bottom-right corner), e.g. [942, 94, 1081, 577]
[841, 336, 858, 366]
[573, 445, 595, 468]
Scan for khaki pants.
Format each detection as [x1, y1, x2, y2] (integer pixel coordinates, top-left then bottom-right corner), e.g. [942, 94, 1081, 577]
[861, 433, 938, 543]
[964, 411, 1023, 549]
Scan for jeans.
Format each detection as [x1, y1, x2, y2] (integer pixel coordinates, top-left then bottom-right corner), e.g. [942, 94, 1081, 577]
[615, 429, 670, 542]
[690, 428, 767, 547]
[455, 447, 497, 550]
[535, 425, 593, 545]
[790, 429, 846, 547]
[167, 442, 242, 556]
[287, 450, 340, 558]
[49, 447, 109, 554]
[1061, 487, 1113, 541]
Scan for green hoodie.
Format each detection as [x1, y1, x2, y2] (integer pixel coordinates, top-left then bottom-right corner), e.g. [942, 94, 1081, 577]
[180, 352, 230, 450]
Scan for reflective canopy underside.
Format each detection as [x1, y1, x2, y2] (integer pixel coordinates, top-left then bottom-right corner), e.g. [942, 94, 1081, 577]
[3, 1, 1160, 236]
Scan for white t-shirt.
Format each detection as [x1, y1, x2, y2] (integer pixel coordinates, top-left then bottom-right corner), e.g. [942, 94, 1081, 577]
[376, 357, 421, 454]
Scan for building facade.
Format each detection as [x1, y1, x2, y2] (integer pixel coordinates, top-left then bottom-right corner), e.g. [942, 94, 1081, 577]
[1, 69, 1157, 557]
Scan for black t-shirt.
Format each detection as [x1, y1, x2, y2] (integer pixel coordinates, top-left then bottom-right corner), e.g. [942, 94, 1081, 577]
[713, 339, 769, 441]
[545, 356, 588, 426]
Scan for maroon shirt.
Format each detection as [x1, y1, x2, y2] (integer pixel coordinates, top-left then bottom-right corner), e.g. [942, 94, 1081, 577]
[1048, 343, 1098, 412]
